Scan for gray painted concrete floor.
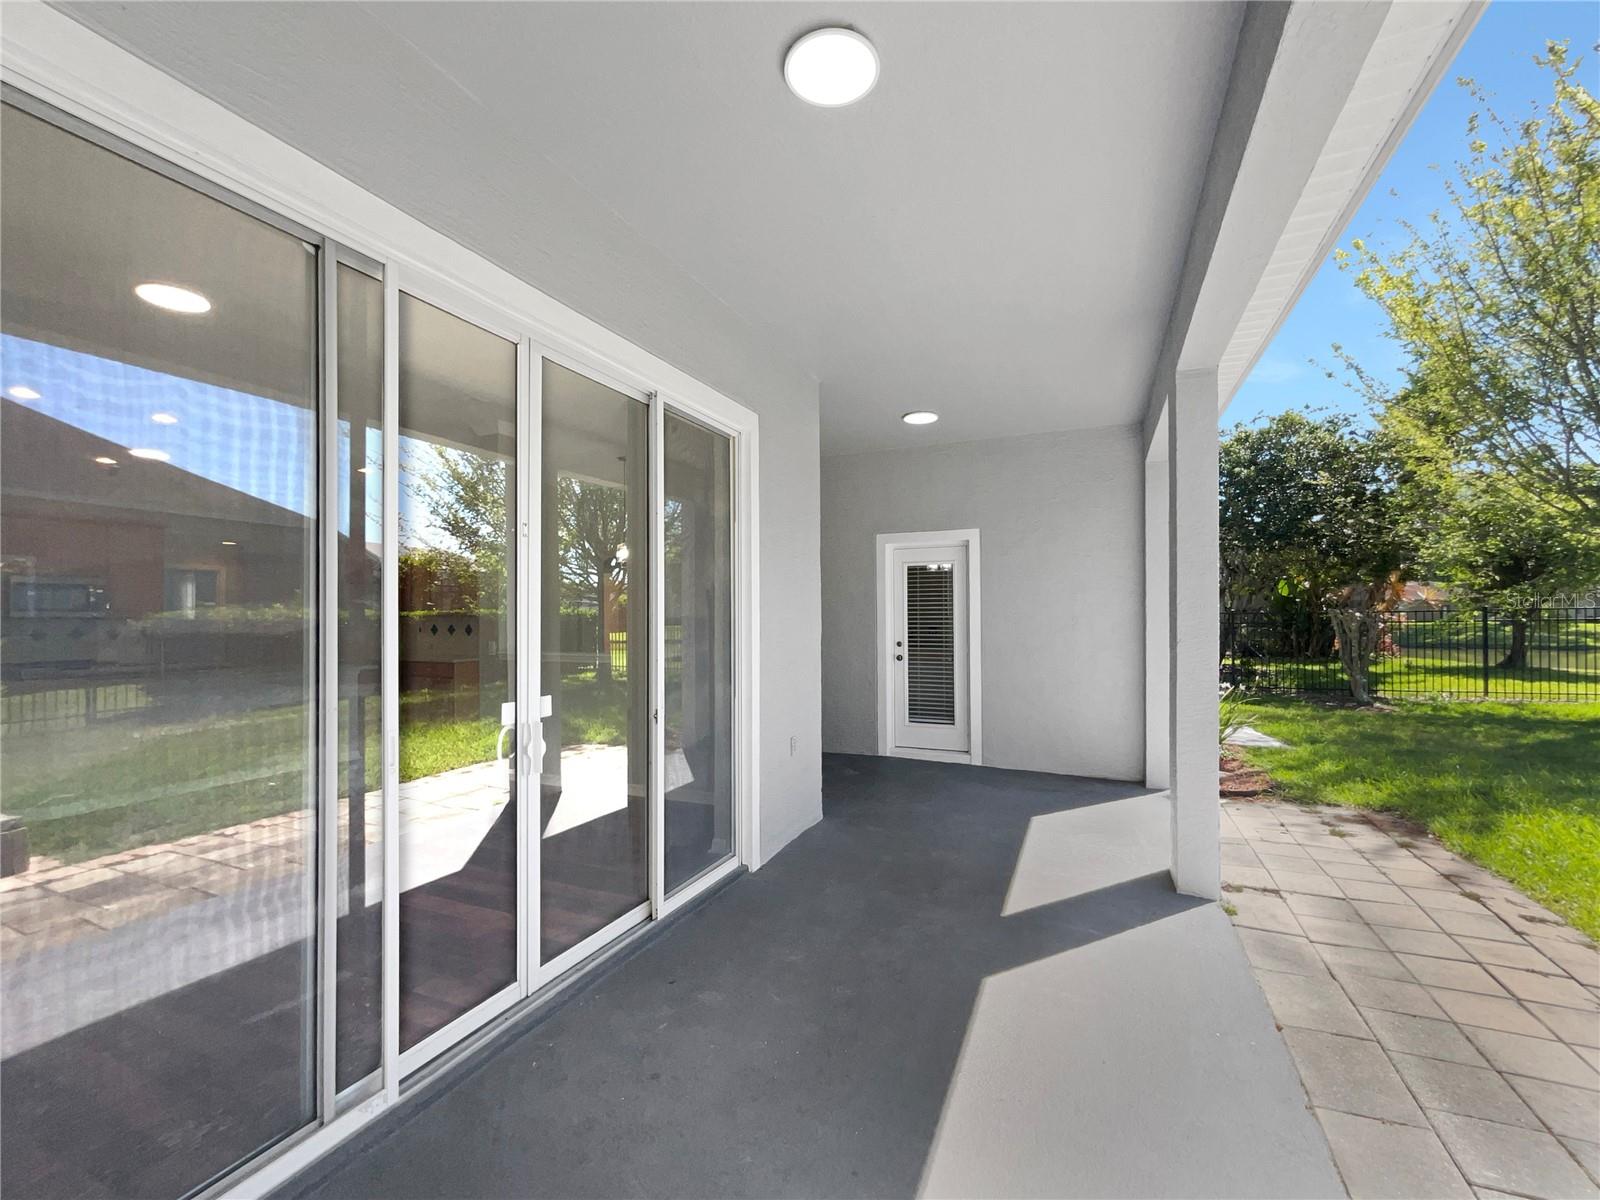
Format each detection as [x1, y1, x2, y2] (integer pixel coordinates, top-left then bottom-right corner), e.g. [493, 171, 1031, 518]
[1223, 799, 1600, 1200]
[284, 756, 1341, 1199]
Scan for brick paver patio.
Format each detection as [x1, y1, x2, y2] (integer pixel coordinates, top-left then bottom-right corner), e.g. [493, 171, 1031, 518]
[1223, 797, 1600, 1200]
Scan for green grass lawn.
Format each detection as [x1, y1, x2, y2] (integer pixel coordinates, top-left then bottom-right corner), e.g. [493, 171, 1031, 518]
[4, 702, 315, 864]
[4, 673, 635, 865]
[1233, 696, 1600, 940]
[553, 670, 630, 745]
[392, 674, 629, 778]
[1223, 653, 1600, 700]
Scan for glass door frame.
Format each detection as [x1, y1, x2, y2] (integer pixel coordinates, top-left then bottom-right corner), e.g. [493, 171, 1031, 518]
[649, 398, 748, 919]
[527, 345, 654, 987]
[386, 265, 533, 1081]
[323, 242, 389, 1119]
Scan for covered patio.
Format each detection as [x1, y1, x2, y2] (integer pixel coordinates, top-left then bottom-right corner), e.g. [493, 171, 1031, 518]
[279, 755, 1340, 1200]
[0, 3, 1491, 1196]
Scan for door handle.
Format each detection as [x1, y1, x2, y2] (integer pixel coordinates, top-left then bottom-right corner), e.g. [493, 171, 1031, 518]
[496, 724, 515, 761]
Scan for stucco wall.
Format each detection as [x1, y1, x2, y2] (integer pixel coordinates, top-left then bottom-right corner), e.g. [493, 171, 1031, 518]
[820, 426, 1145, 781]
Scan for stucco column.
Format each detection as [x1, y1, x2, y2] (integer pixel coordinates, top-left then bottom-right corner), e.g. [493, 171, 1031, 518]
[1168, 368, 1220, 899]
[1144, 429, 1170, 790]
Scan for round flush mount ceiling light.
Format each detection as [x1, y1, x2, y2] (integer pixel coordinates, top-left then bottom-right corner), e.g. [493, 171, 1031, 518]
[150, 411, 179, 425]
[135, 282, 212, 314]
[902, 410, 939, 425]
[127, 447, 172, 462]
[784, 28, 879, 107]
[7, 385, 41, 401]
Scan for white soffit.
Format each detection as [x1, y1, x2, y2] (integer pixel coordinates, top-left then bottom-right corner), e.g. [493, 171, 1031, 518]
[1213, 1, 1485, 411]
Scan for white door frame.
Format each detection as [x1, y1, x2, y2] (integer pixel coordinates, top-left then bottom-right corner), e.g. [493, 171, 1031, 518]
[650, 401, 747, 917]
[875, 529, 982, 765]
[390, 266, 531, 1082]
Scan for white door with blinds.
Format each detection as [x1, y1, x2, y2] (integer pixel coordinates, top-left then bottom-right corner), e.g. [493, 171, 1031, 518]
[890, 545, 970, 754]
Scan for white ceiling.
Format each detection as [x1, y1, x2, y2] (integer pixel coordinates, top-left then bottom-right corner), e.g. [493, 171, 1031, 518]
[56, 2, 1244, 454]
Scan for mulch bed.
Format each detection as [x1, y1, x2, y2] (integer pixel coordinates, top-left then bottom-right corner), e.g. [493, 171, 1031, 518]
[1219, 752, 1274, 799]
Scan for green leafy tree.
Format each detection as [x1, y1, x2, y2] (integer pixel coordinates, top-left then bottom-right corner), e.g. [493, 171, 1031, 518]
[555, 475, 631, 680]
[397, 545, 483, 613]
[1421, 466, 1600, 665]
[1220, 412, 1419, 702]
[406, 445, 511, 583]
[1336, 43, 1600, 632]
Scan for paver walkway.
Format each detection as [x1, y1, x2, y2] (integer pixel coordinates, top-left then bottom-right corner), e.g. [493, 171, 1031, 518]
[1223, 797, 1600, 1200]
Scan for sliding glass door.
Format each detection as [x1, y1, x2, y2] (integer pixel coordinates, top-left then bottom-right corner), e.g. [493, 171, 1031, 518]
[0, 103, 319, 1198]
[395, 294, 521, 1053]
[538, 360, 650, 963]
[662, 412, 735, 896]
[0, 87, 747, 1200]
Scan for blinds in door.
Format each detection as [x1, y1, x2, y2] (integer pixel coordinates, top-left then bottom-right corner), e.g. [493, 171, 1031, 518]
[905, 563, 956, 724]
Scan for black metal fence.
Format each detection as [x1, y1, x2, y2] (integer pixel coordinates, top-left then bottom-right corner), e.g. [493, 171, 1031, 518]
[1221, 606, 1600, 701]
[0, 679, 153, 731]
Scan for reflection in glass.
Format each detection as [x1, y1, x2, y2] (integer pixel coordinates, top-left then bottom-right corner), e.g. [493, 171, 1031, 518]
[663, 413, 735, 895]
[540, 361, 649, 961]
[0, 103, 318, 1198]
[335, 265, 383, 1091]
[396, 294, 518, 1050]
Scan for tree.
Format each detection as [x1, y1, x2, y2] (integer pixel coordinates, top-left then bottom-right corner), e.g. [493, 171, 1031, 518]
[1421, 466, 1600, 666]
[1336, 44, 1600, 608]
[405, 445, 511, 583]
[554, 475, 631, 680]
[1223, 412, 1357, 625]
[1220, 412, 1419, 702]
[397, 545, 483, 613]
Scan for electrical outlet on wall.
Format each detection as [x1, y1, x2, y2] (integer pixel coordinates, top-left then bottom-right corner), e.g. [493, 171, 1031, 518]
[789, 735, 797, 756]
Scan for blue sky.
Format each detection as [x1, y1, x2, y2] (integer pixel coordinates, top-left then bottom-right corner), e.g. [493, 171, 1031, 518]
[1, 332, 384, 539]
[1224, 1, 1598, 430]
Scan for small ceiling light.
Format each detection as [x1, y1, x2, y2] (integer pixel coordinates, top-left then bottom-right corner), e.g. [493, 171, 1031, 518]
[784, 28, 879, 107]
[150, 411, 179, 425]
[93, 455, 118, 465]
[902, 411, 939, 425]
[127, 447, 171, 462]
[135, 282, 212, 314]
[7, 385, 41, 401]
[221, 540, 238, 546]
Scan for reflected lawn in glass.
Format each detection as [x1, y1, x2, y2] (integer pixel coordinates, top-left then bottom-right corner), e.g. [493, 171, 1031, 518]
[2, 701, 309, 863]
[1, 691, 512, 867]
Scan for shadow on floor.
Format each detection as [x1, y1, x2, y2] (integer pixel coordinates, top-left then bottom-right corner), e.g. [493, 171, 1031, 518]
[280, 754, 1340, 1200]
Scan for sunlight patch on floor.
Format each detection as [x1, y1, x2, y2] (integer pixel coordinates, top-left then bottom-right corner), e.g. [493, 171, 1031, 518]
[918, 899, 1339, 1199]
[398, 761, 509, 891]
[1001, 793, 1170, 917]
